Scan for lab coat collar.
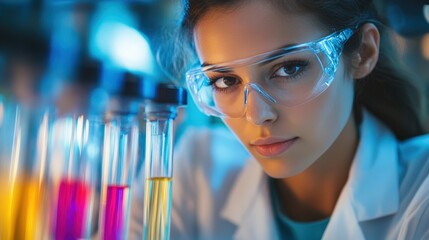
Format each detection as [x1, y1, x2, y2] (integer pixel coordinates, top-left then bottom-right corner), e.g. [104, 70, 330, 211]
[220, 158, 279, 240]
[323, 110, 400, 239]
[346, 110, 399, 221]
[221, 110, 399, 239]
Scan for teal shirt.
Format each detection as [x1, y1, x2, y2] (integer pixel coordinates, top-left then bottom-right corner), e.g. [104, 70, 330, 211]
[270, 179, 330, 240]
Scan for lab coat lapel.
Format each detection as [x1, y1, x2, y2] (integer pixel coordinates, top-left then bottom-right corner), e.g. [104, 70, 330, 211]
[221, 159, 279, 240]
[322, 186, 366, 239]
[324, 111, 399, 239]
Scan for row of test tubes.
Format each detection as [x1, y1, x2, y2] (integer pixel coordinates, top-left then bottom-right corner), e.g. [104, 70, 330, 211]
[0, 76, 186, 239]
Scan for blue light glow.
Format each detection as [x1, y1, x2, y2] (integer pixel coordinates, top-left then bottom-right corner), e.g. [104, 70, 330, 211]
[93, 22, 156, 75]
[88, 2, 157, 75]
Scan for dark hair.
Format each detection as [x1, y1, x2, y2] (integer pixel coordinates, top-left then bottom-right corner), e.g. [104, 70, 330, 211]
[168, 0, 427, 140]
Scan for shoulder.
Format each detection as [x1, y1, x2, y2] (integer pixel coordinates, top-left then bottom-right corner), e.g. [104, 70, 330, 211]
[396, 168, 429, 239]
[397, 134, 429, 185]
[399, 134, 429, 162]
[395, 134, 429, 238]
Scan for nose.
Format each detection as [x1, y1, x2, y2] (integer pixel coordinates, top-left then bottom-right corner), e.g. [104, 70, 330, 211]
[244, 84, 278, 125]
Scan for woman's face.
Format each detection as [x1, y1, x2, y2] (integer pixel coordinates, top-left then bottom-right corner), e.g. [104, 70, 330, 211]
[193, 1, 356, 178]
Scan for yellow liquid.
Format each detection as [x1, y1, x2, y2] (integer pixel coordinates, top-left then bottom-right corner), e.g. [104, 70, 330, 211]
[143, 177, 172, 240]
[0, 176, 44, 240]
[0, 177, 22, 240]
[14, 179, 44, 240]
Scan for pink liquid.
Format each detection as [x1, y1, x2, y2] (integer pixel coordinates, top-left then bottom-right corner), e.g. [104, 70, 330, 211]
[103, 185, 129, 240]
[54, 179, 90, 240]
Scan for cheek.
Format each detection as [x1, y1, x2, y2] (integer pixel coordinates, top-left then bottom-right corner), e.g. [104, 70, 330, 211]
[222, 119, 252, 147]
[294, 73, 355, 144]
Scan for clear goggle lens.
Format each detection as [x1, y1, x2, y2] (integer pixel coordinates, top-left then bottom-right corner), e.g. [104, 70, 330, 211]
[187, 28, 354, 118]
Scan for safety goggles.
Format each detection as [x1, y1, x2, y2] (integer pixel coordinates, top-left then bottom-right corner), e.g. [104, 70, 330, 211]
[186, 28, 355, 118]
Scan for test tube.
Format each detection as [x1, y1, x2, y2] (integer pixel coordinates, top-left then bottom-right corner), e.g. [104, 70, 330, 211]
[0, 96, 51, 240]
[143, 84, 186, 240]
[50, 114, 103, 239]
[98, 68, 152, 240]
[0, 97, 23, 240]
[100, 108, 139, 240]
[14, 106, 51, 240]
[0, 96, 21, 240]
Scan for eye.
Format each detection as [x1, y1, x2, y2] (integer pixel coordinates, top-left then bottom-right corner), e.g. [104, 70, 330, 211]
[272, 60, 308, 79]
[211, 76, 239, 89]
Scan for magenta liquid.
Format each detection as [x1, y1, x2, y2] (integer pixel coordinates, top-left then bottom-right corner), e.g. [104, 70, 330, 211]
[54, 179, 90, 240]
[103, 185, 130, 240]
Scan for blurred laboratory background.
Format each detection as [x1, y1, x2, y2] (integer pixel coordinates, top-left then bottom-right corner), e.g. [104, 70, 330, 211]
[0, 0, 187, 239]
[0, 0, 427, 240]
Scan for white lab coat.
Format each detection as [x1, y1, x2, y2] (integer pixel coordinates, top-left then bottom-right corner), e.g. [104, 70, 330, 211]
[130, 111, 429, 240]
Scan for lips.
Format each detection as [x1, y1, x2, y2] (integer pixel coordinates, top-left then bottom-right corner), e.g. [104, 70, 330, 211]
[251, 137, 298, 157]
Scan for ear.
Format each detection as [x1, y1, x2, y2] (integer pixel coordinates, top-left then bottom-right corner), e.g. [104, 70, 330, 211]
[353, 23, 380, 79]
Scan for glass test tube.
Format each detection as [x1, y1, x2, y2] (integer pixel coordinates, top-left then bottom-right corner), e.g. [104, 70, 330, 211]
[0, 96, 51, 240]
[143, 105, 176, 240]
[0, 98, 23, 240]
[142, 83, 186, 240]
[100, 114, 138, 240]
[50, 115, 103, 239]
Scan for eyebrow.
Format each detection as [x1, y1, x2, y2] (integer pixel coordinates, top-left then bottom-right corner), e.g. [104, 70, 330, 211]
[200, 42, 298, 70]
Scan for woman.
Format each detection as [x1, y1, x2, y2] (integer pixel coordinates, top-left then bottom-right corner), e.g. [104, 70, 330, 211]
[132, 0, 429, 239]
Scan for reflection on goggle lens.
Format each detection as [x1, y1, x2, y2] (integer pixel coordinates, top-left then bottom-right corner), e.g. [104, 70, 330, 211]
[187, 28, 355, 118]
